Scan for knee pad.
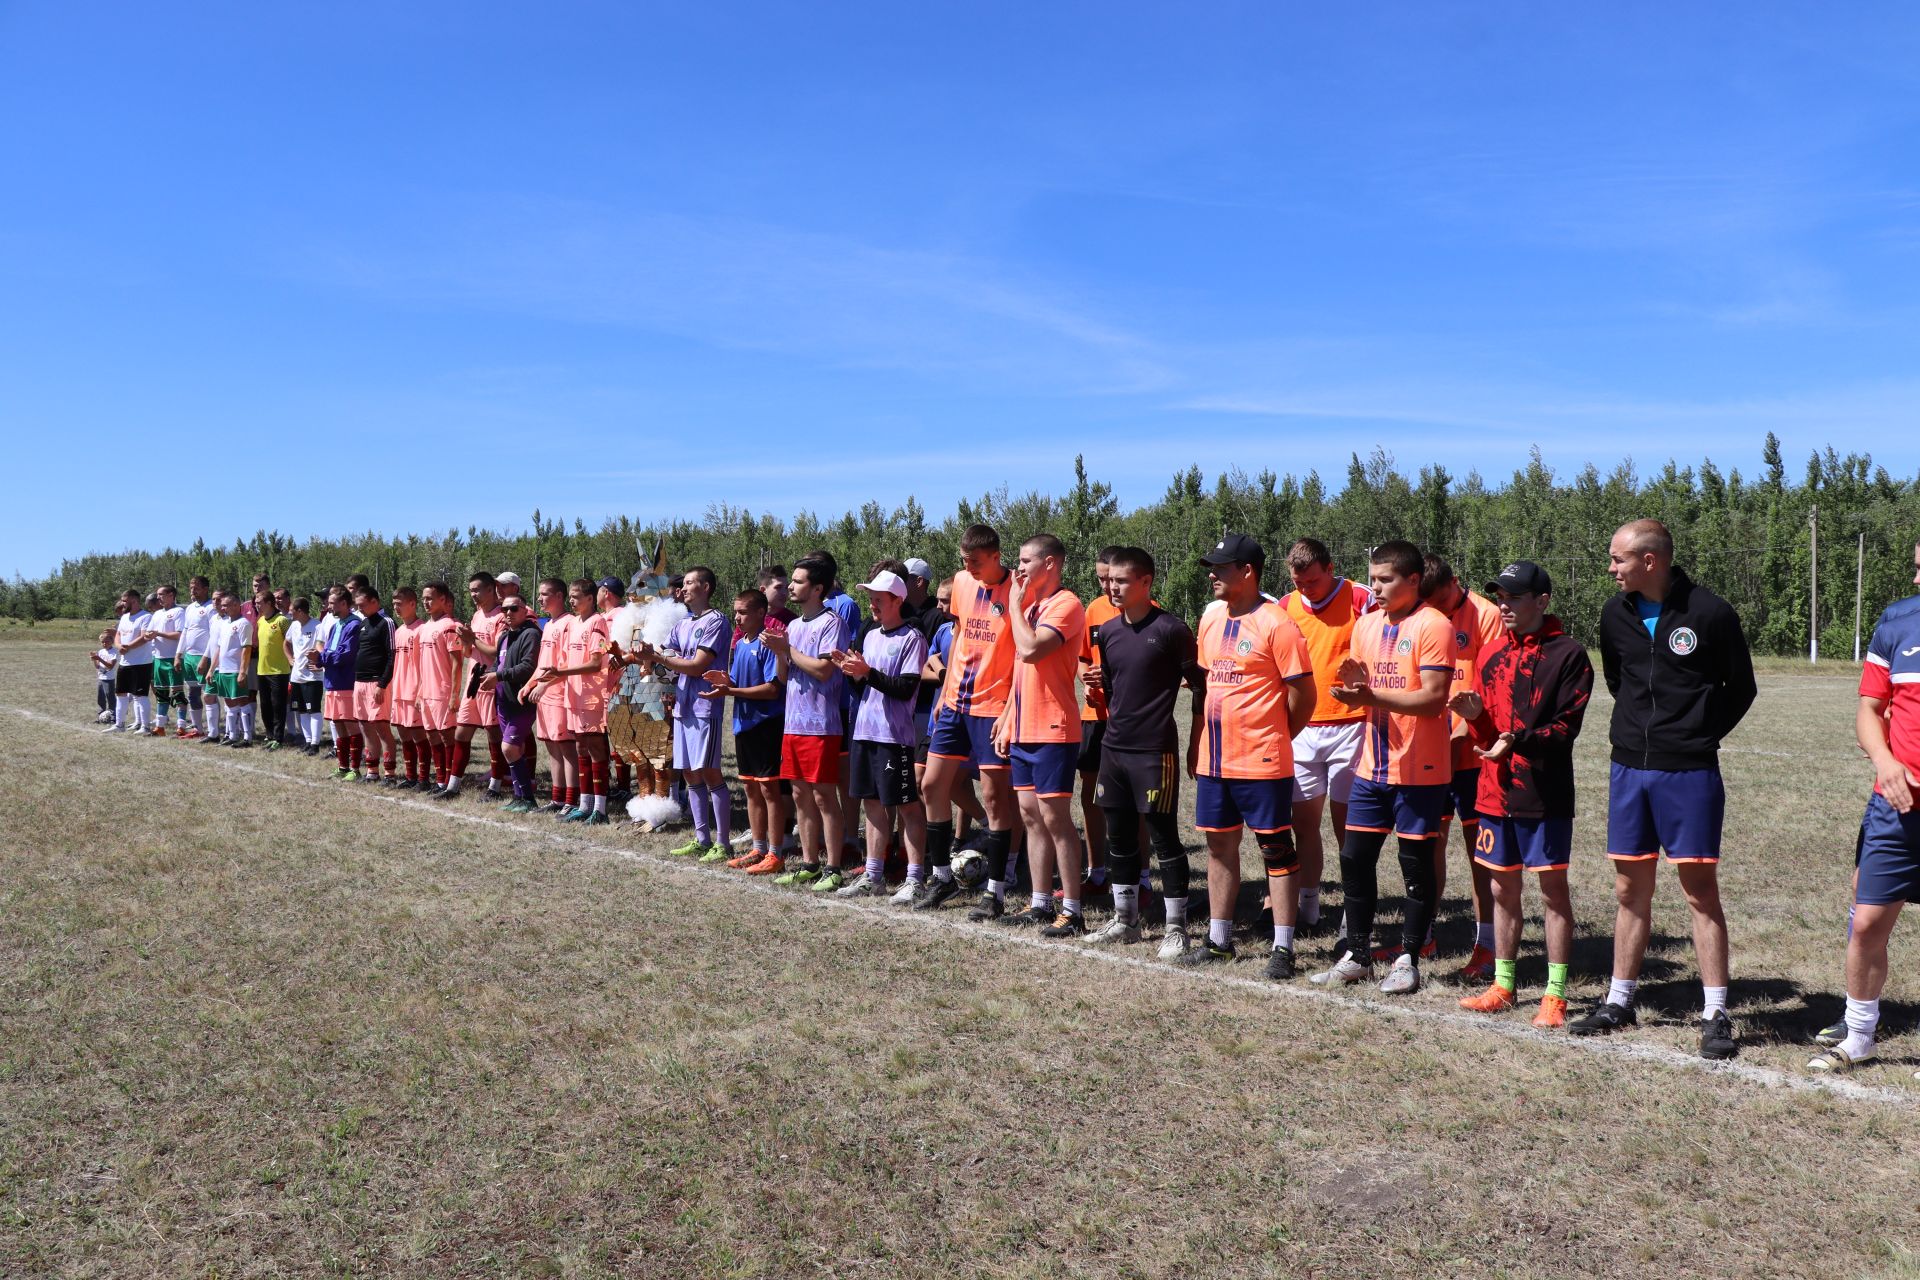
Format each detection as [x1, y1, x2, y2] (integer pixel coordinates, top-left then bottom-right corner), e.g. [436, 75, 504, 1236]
[1258, 829, 1298, 877]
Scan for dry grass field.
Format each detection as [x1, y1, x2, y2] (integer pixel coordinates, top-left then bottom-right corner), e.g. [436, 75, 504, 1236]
[3, 620, 1918, 1278]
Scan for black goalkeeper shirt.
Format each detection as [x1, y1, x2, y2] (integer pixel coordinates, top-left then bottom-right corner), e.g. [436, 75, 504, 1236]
[1094, 605, 1202, 754]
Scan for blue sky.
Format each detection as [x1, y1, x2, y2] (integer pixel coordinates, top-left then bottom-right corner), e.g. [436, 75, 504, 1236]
[6, 3, 1920, 576]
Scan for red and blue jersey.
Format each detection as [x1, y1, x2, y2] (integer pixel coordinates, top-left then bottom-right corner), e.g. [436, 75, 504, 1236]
[1861, 595, 1920, 789]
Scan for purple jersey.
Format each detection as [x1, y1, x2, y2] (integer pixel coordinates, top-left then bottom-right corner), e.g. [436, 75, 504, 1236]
[853, 623, 928, 746]
[668, 608, 731, 721]
[783, 609, 848, 737]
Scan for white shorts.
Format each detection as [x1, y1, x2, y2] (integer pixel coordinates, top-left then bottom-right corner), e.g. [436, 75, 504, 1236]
[1292, 721, 1363, 804]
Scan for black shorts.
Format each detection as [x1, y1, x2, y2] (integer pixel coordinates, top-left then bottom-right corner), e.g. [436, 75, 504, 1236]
[848, 739, 919, 806]
[735, 719, 784, 782]
[1078, 719, 1105, 774]
[115, 663, 153, 697]
[291, 680, 324, 713]
[1095, 747, 1180, 816]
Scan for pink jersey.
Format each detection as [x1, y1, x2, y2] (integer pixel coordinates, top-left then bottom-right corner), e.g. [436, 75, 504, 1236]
[464, 605, 507, 686]
[416, 616, 464, 709]
[537, 615, 575, 710]
[390, 619, 424, 703]
[564, 612, 611, 715]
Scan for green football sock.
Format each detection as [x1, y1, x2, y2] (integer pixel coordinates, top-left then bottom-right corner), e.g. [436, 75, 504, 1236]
[1546, 962, 1569, 999]
[1493, 957, 1517, 993]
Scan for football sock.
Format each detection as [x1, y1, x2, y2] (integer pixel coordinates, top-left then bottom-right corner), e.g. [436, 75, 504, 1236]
[688, 783, 713, 844]
[1030, 891, 1050, 911]
[932, 866, 955, 883]
[1164, 895, 1188, 927]
[1063, 897, 1081, 916]
[1086, 865, 1108, 887]
[115, 694, 130, 727]
[1493, 957, 1517, 994]
[349, 737, 363, 770]
[487, 731, 506, 783]
[1273, 923, 1295, 952]
[1208, 918, 1232, 949]
[1840, 995, 1879, 1061]
[1546, 962, 1569, 999]
[925, 820, 955, 869]
[708, 785, 731, 846]
[1113, 883, 1140, 925]
[1297, 885, 1321, 926]
[1607, 976, 1638, 1009]
[335, 736, 350, 768]
[866, 854, 885, 880]
[1701, 985, 1728, 1020]
[1475, 921, 1495, 950]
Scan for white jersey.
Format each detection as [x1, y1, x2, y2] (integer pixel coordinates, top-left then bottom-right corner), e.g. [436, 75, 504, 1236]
[150, 605, 186, 660]
[210, 615, 254, 676]
[181, 599, 218, 655]
[287, 617, 322, 682]
[116, 610, 155, 665]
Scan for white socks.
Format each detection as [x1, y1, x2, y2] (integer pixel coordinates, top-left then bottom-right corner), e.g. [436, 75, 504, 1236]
[1701, 985, 1728, 1020]
[1607, 977, 1638, 1009]
[1164, 895, 1187, 927]
[1208, 918, 1232, 948]
[1273, 924, 1295, 952]
[1112, 883, 1140, 925]
[1840, 995, 1879, 1061]
[1297, 885, 1321, 925]
[115, 694, 130, 727]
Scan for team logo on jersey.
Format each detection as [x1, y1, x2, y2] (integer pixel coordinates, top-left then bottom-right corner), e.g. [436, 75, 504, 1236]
[1668, 627, 1698, 656]
[1236, 637, 1254, 656]
[1456, 630, 1470, 649]
[1396, 637, 1412, 655]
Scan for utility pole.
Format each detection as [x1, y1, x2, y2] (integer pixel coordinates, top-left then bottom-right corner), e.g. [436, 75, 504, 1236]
[1855, 529, 1866, 662]
[1808, 505, 1818, 664]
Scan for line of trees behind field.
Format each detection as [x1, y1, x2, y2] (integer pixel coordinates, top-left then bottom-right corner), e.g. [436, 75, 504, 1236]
[8, 434, 1918, 656]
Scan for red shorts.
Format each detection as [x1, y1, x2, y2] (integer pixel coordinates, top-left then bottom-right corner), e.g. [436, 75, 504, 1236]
[420, 697, 456, 733]
[323, 689, 355, 721]
[390, 697, 421, 730]
[536, 694, 574, 742]
[351, 681, 390, 723]
[781, 733, 841, 785]
[457, 688, 496, 728]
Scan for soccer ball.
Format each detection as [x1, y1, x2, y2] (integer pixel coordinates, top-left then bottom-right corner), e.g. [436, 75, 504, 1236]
[952, 848, 988, 887]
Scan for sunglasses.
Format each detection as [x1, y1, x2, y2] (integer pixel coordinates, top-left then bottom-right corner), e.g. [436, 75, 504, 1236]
[502, 605, 525, 613]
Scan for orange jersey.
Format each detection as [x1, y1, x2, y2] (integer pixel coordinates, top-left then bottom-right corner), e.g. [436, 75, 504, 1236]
[463, 604, 506, 682]
[1195, 601, 1313, 779]
[536, 615, 574, 709]
[1280, 578, 1374, 726]
[939, 567, 1015, 718]
[1079, 593, 1121, 722]
[1010, 588, 1087, 743]
[416, 616, 464, 708]
[564, 612, 611, 715]
[390, 619, 423, 703]
[1350, 605, 1454, 786]
[1443, 588, 1506, 769]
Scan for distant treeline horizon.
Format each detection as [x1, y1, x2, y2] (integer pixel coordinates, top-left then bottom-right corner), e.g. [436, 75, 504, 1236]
[10, 435, 1917, 658]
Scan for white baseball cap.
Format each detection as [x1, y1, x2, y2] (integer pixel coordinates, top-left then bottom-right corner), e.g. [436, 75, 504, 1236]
[496, 571, 522, 587]
[858, 570, 908, 598]
[903, 557, 932, 581]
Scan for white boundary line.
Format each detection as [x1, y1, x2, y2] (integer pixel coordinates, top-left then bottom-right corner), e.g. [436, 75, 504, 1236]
[17, 705, 1915, 1111]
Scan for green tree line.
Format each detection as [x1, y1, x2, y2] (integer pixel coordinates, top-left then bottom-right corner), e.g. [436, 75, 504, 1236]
[7, 434, 1914, 656]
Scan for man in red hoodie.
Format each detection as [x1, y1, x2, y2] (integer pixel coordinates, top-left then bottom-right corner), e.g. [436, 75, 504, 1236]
[1447, 561, 1594, 1029]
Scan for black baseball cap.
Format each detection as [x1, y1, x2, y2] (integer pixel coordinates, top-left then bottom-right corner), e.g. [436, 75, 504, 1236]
[1484, 561, 1552, 596]
[597, 576, 625, 597]
[1199, 532, 1265, 572]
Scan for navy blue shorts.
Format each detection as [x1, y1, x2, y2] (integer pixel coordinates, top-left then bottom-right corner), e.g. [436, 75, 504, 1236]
[1856, 793, 1920, 905]
[1346, 777, 1448, 840]
[1196, 775, 1293, 834]
[1011, 741, 1078, 797]
[1472, 816, 1573, 872]
[1444, 767, 1481, 823]
[1607, 763, 1723, 863]
[927, 706, 1010, 770]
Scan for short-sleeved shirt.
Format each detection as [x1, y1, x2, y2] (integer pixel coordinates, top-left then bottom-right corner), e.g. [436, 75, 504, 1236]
[564, 613, 611, 715]
[464, 605, 508, 691]
[669, 608, 731, 722]
[728, 631, 784, 734]
[116, 611, 155, 665]
[1010, 589, 1087, 744]
[854, 623, 929, 746]
[254, 614, 292, 676]
[1442, 588, 1507, 766]
[150, 606, 186, 660]
[1862, 598, 1920, 793]
[211, 615, 254, 676]
[1195, 601, 1313, 779]
[391, 619, 424, 703]
[1351, 605, 1455, 785]
[287, 618, 321, 682]
[1280, 579, 1374, 726]
[1096, 606, 1201, 755]
[417, 616, 465, 708]
[181, 599, 219, 655]
[536, 614, 574, 710]
[95, 647, 117, 676]
[939, 568, 1016, 718]
[784, 610, 848, 738]
[1079, 594, 1121, 722]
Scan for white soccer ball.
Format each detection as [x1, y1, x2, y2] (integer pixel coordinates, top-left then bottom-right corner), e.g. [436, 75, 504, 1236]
[952, 848, 988, 887]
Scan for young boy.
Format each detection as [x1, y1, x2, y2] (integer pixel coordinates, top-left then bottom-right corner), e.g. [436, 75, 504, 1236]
[765, 556, 850, 888]
[838, 569, 929, 901]
[92, 631, 118, 722]
[286, 597, 325, 754]
[714, 589, 787, 873]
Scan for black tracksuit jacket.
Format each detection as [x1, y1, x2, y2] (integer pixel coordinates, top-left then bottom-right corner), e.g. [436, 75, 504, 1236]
[1597, 567, 1757, 772]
